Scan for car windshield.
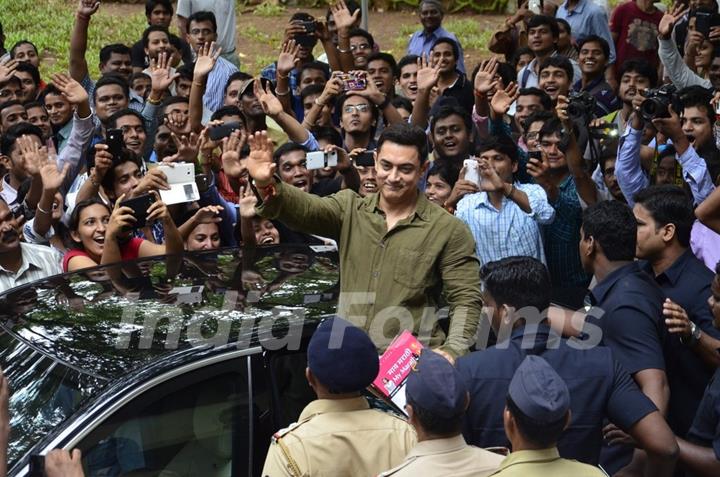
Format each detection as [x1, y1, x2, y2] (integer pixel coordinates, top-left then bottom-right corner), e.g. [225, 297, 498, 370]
[0, 245, 339, 467]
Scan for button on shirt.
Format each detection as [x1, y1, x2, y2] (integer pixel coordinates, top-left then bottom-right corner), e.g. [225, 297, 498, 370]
[687, 367, 720, 459]
[640, 249, 720, 437]
[455, 184, 555, 265]
[255, 182, 482, 357]
[456, 324, 656, 465]
[0, 242, 63, 293]
[407, 27, 466, 74]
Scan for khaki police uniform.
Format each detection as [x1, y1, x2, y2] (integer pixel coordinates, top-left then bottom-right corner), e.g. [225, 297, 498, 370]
[378, 434, 504, 477]
[261, 396, 416, 477]
[489, 448, 609, 477]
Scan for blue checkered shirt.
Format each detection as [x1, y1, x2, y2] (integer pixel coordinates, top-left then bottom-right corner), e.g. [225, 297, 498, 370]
[204, 56, 238, 113]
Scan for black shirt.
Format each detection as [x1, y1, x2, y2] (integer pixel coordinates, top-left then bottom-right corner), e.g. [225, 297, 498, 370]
[440, 72, 474, 118]
[687, 366, 720, 460]
[456, 324, 657, 465]
[641, 249, 719, 438]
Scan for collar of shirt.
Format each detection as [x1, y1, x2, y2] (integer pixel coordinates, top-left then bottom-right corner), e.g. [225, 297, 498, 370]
[573, 76, 605, 94]
[406, 435, 467, 457]
[363, 191, 432, 223]
[57, 119, 74, 142]
[0, 243, 42, 278]
[590, 261, 641, 305]
[298, 396, 370, 421]
[420, 26, 448, 40]
[561, 0, 586, 15]
[1, 175, 17, 203]
[445, 73, 466, 92]
[498, 447, 562, 470]
[640, 248, 694, 286]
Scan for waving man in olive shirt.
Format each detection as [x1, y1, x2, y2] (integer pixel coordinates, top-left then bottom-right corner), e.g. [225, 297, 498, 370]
[246, 124, 482, 359]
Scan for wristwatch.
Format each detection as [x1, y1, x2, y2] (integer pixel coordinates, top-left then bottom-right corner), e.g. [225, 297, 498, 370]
[682, 321, 702, 347]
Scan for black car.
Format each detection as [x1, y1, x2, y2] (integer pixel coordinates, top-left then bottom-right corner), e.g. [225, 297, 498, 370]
[0, 245, 340, 476]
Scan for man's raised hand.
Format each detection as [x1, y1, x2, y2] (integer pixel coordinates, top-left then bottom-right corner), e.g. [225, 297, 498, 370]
[247, 131, 277, 187]
[51, 73, 89, 105]
[194, 42, 222, 79]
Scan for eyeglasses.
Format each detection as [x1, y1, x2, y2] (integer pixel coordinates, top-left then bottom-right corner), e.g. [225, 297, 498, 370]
[190, 28, 214, 36]
[350, 43, 370, 51]
[343, 104, 370, 114]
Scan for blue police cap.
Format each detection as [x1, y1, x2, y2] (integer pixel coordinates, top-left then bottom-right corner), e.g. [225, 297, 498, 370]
[406, 350, 468, 418]
[307, 317, 379, 394]
[508, 355, 570, 423]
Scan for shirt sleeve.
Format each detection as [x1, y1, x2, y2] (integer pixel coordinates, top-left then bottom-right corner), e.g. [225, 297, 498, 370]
[615, 124, 649, 207]
[606, 358, 658, 430]
[57, 111, 96, 193]
[521, 184, 556, 224]
[659, 37, 712, 89]
[675, 145, 715, 205]
[687, 372, 720, 459]
[176, 0, 191, 18]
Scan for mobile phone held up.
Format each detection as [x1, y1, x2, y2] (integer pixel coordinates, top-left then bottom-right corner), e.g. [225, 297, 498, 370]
[337, 72, 367, 91]
[208, 121, 243, 141]
[463, 158, 480, 186]
[307, 150, 339, 170]
[106, 128, 125, 160]
[119, 193, 156, 229]
[355, 150, 375, 167]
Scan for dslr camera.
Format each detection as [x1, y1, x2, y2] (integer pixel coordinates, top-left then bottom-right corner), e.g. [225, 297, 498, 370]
[567, 91, 597, 123]
[639, 84, 681, 122]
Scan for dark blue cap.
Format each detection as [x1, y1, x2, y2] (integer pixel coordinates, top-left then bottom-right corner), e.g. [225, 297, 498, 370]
[508, 355, 570, 423]
[406, 350, 468, 418]
[307, 317, 379, 394]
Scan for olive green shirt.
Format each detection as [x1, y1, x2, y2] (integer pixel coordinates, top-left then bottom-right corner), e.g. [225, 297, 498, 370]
[255, 181, 481, 357]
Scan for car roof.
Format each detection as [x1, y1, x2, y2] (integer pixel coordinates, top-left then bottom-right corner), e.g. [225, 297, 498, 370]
[0, 245, 339, 382]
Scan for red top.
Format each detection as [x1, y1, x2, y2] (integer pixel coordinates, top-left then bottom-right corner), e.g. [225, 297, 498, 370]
[63, 237, 144, 272]
[610, 2, 664, 73]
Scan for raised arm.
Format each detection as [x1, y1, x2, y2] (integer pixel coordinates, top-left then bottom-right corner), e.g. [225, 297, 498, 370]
[557, 95, 599, 205]
[410, 56, 440, 129]
[34, 156, 69, 239]
[69, 0, 100, 83]
[275, 40, 301, 116]
[255, 80, 312, 144]
[302, 74, 342, 130]
[189, 42, 221, 133]
[696, 185, 720, 233]
[331, 0, 360, 73]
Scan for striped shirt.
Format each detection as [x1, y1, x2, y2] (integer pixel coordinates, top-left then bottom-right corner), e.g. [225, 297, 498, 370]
[204, 56, 238, 114]
[0, 243, 62, 294]
[456, 183, 555, 265]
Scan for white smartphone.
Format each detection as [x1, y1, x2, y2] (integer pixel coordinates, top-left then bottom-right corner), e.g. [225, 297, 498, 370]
[307, 151, 339, 170]
[157, 162, 199, 205]
[463, 158, 480, 186]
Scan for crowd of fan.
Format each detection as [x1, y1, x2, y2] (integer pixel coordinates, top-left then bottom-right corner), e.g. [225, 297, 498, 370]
[3, 0, 720, 474]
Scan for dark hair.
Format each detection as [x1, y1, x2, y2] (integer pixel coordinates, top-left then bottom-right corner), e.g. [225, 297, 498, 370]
[431, 37, 459, 60]
[99, 43, 131, 65]
[679, 85, 715, 125]
[578, 35, 610, 60]
[556, 18, 571, 35]
[187, 11, 217, 33]
[300, 83, 325, 102]
[407, 396, 463, 435]
[511, 46, 534, 68]
[312, 126, 344, 147]
[224, 71, 253, 97]
[10, 40, 38, 58]
[0, 122, 43, 156]
[272, 142, 308, 164]
[348, 28, 375, 48]
[618, 59, 658, 88]
[15, 62, 40, 87]
[519, 87, 553, 111]
[210, 105, 244, 122]
[539, 55, 573, 83]
[176, 64, 194, 81]
[427, 162, 458, 188]
[0, 99, 23, 116]
[0, 75, 20, 89]
[377, 123, 429, 164]
[539, 117, 565, 142]
[94, 74, 130, 102]
[476, 134, 519, 163]
[506, 396, 566, 447]
[162, 95, 189, 114]
[69, 198, 112, 235]
[480, 256, 551, 311]
[142, 25, 170, 49]
[527, 15, 559, 38]
[523, 110, 554, 132]
[145, 0, 173, 18]
[23, 101, 46, 112]
[367, 52, 399, 79]
[107, 108, 146, 131]
[298, 61, 330, 82]
[398, 54, 420, 73]
[168, 33, 183, 52]
[101, 149, 143, 194]
[430, 104, 472, 135]
[130, 72, 151, 85]
[391, 95, 413, 114]
[582, 200, 637, 261]
[337, 93, 380, 124]
[633, 185, 694, 247]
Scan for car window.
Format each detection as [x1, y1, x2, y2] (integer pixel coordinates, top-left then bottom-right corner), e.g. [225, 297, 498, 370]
[77, 355, 273, 477]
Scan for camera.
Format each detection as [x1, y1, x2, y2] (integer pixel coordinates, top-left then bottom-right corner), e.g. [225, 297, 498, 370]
[567, 91, 597, 123]
[639, 84, 681, 122]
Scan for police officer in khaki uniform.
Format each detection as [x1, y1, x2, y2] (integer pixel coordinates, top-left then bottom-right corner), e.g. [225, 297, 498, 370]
[490, 355, 608, 476]
[379, 350, 504, 477]
[261, 317, 416, 477]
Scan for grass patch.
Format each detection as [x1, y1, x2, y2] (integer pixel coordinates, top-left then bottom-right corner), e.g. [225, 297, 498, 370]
[443, 19, 492, 53]
[253, 1, 287, 17]
[3, 0, 146, 80]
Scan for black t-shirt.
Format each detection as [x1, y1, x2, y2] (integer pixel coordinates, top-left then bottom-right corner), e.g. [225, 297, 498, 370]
[131, 38, 194, 69]
[688, 367, 720, 460]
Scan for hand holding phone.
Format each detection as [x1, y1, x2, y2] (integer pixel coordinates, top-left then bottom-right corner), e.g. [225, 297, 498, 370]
[105, 128, 125, 160]
[307, 150, 339, 170]
[119, 193, 156, 229]
[463, 158, 480, 186]
[208, 121, 243, 141]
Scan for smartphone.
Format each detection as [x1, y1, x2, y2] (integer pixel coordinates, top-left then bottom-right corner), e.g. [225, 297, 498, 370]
[337, 72, 367, 91]
[355, 151, 375, 167]
[119, 194, 156, 229]
[307, 150, 338, 170]
[195, 173, 212, 193]
[208, 121, 243, 141]
[528, 150, 543, 160]
[300, 20, 316, 33]
[106, 128, 125, 159]
[463, 158, 480, 186]
[695, 10, 712, 37]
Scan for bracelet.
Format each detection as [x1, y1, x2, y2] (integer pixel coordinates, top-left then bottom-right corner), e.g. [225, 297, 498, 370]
[147, 95, 162, 105]
[90, 175, 101, 188]
[36, 204, 50, 215]
[337, 46, 350, 54]
[474, 91, 487, 99]
[275, 89, 291, 97]
[505, 183, 515, 198]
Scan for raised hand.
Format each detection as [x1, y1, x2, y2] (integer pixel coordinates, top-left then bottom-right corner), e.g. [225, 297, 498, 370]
[416, 54, 441, 93]
[51, 73, 89, 105]
[526, 150, 552, 186]
[221, 129, 249, 180]
[44, 449, 85, 477]
[277, 40, 300, 76]
[254, 79, 283, 117]
[0, 59, 18, 84]
[164, 110, 191, 135]
[663, 298, 692, 339]
[150, 51, 180, 94]
[478, 157, 506, 192]
[658, 3, 688, 39]
[92, 144, 113, 180]
[555, 94, 570, 125]
[76, 0, 100, 18]
[331, 0, 360, 33]
[146, 193, 172, 224]
[474, 56, 499, 95]
[194, 41, 221, 79]
[246, 131, 277, 186]
[238, 184, 258, 219]
[40, 158, 70, 192]
[446, 166, 480, 208]
[490, 81, 519, 116]
[166, 132, 201, 163]
[353, 72, 385, 106]
[106, 194, 136, 239]
[17, 135, 48, 176]
[283, 21, 307, 45]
